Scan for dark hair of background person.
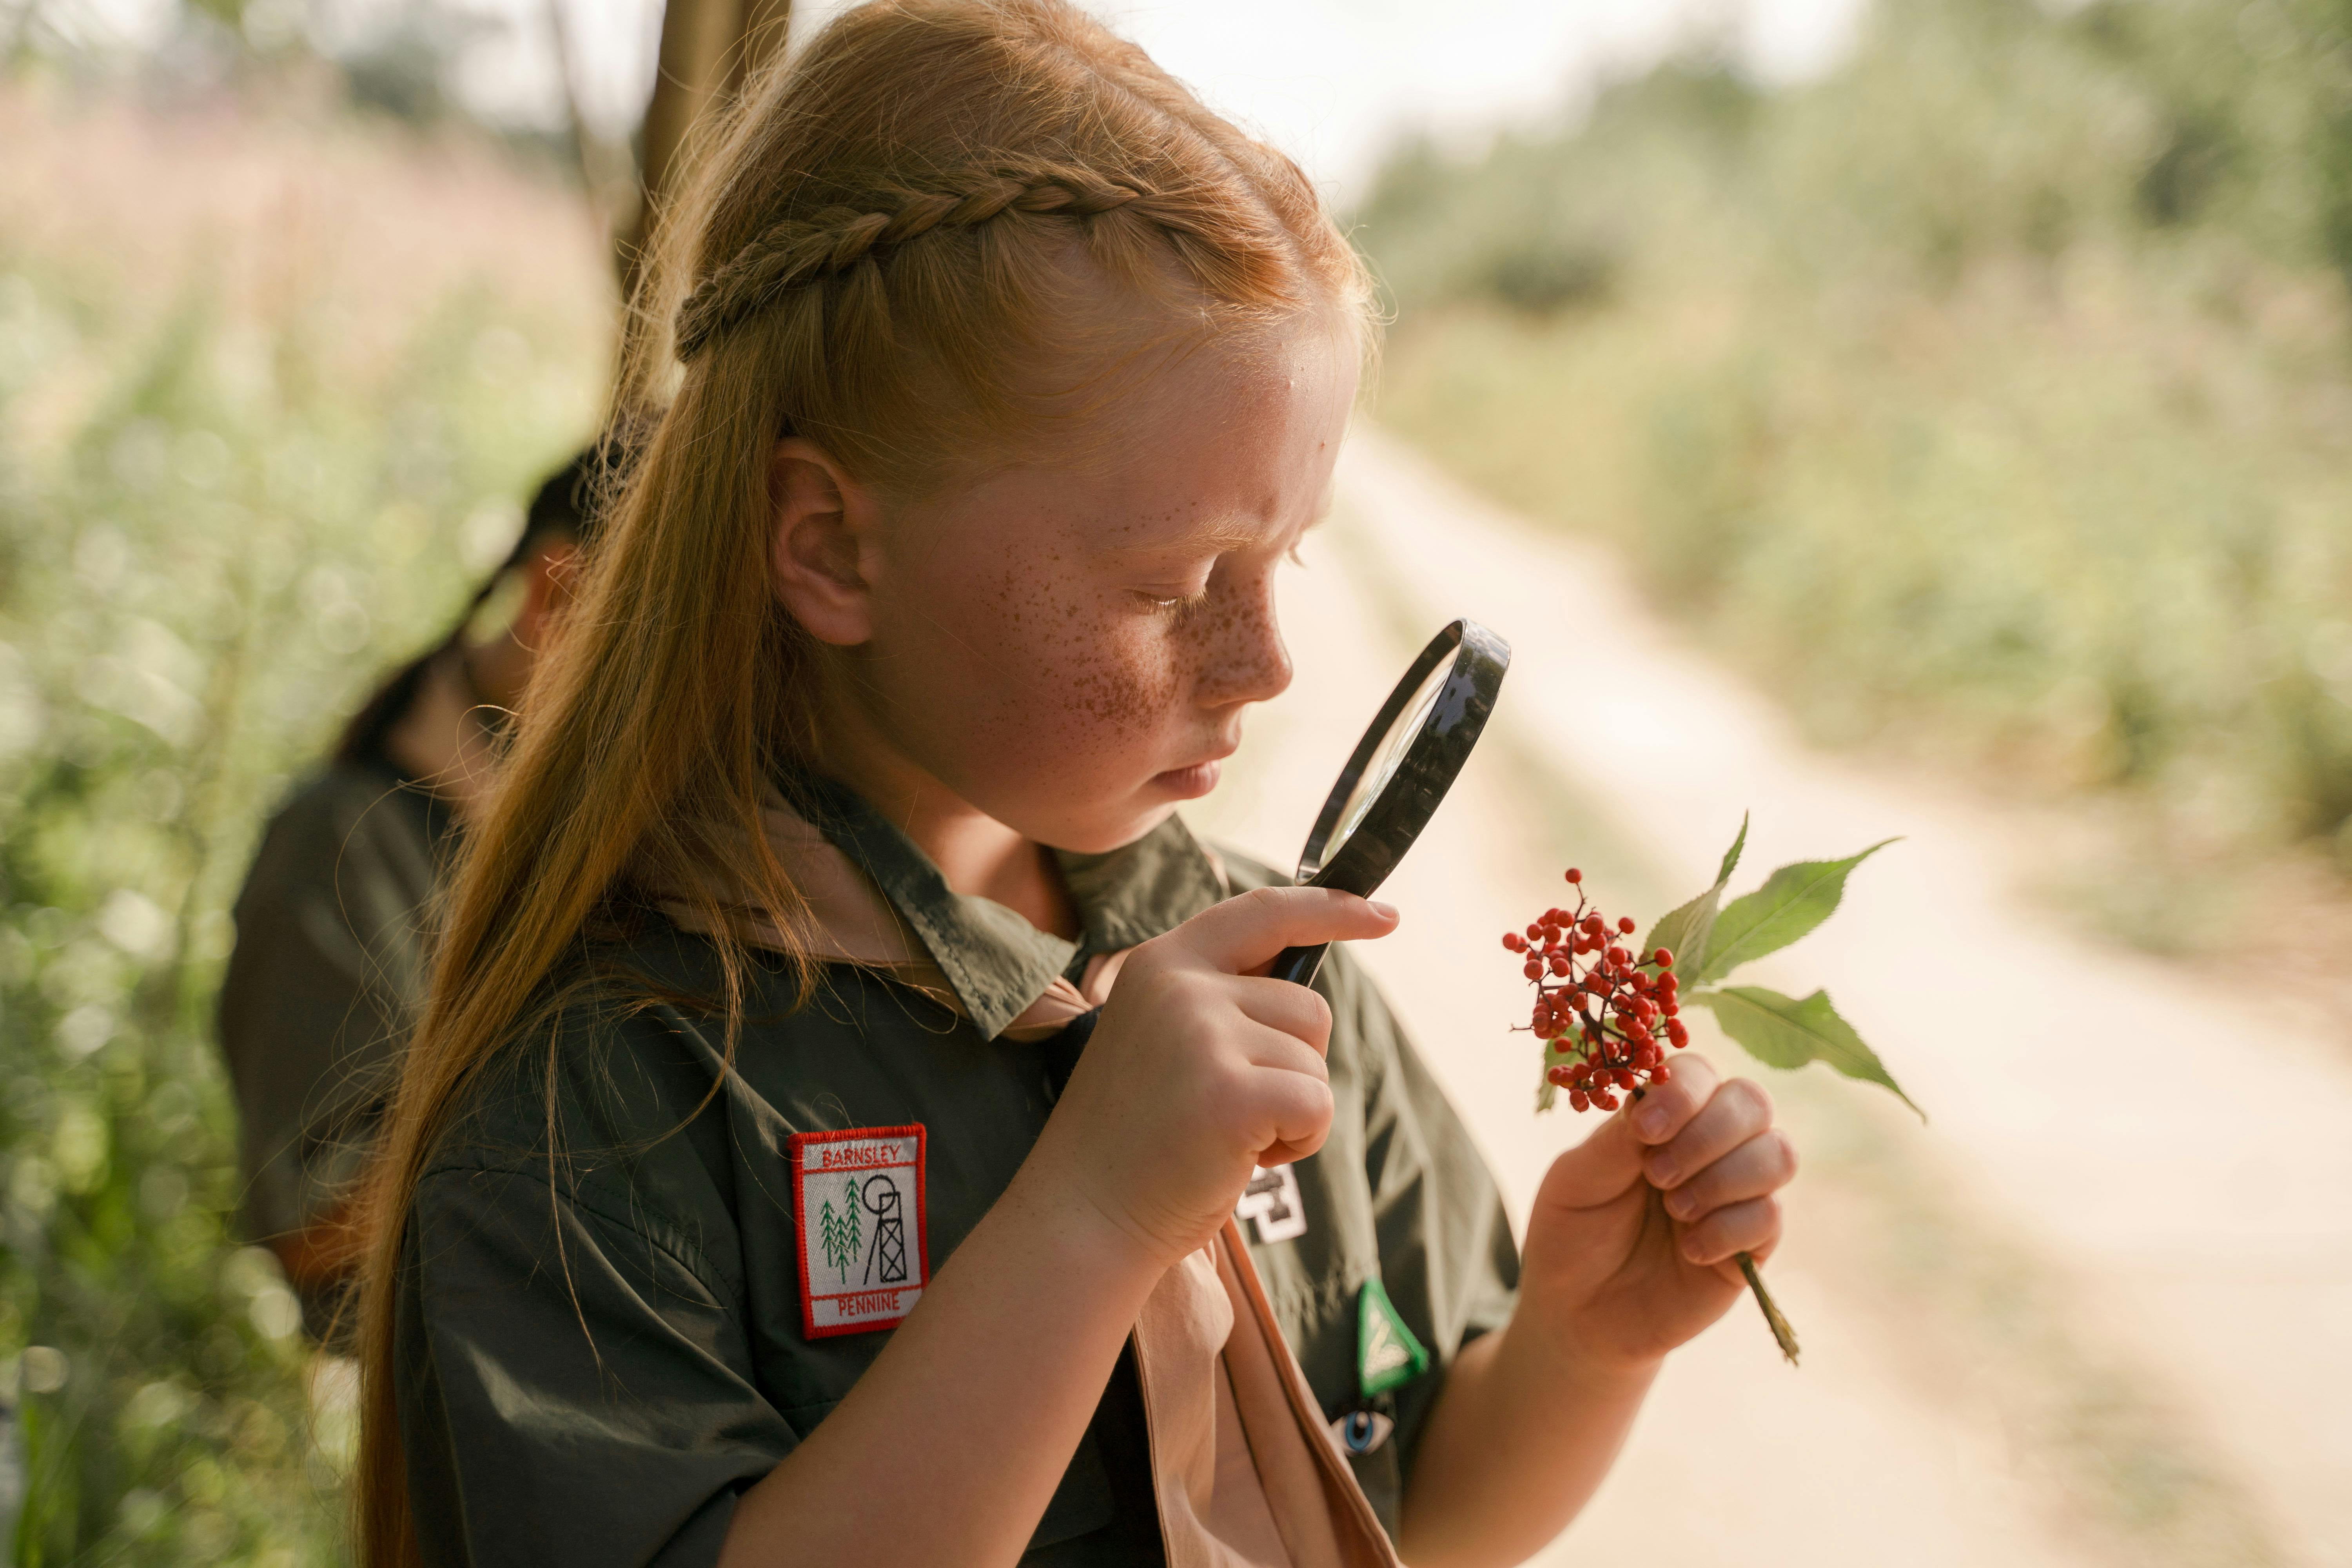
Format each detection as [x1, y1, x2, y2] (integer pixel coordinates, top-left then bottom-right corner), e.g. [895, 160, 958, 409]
[334, 444, 628, 767]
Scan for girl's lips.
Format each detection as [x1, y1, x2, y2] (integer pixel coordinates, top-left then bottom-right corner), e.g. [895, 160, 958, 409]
[1151, 760, 1222, 799]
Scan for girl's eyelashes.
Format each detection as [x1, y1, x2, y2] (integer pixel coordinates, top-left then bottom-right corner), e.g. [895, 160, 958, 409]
[1124, 531, 1309, 612]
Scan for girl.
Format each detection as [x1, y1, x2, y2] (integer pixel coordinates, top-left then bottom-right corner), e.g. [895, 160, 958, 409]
[353, 3, 1800, 1565]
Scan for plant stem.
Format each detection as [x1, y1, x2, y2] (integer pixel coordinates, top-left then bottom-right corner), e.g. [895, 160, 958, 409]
[1737, 1251, 1799, 1365]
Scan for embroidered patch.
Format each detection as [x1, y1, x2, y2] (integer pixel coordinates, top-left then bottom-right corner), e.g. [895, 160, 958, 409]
[1328, 1408, 1396, 1457]
[789, 1125, 929, 1339]
[1356, 1278, 1430, 1397]
[1234, 1163, 1307, 1244]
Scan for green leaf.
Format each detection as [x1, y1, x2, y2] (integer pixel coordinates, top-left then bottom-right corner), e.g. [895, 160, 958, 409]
[1641, 815, 1749, 975]
[1691, 839, 1895, 984]
[1713, 813, 1750, 887]
[1534, 1039, 1574, 1112]
[1694, 985, 1923, 1119]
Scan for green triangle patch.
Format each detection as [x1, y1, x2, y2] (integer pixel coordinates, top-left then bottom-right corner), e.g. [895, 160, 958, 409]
[1356, 1278, 1430, 1398]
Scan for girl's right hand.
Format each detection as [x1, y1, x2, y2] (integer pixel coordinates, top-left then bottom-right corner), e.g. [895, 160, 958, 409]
[1028, 887, 1401, 1269]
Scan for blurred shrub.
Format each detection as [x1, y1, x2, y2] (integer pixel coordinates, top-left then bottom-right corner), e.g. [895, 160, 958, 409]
[1358, 0, 2352, 898]
[0, 83, 607, 1561]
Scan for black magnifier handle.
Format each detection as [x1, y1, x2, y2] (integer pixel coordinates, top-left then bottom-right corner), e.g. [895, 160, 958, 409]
[1268, 942, 1328, 988]
[1260, 617, 1510, 996]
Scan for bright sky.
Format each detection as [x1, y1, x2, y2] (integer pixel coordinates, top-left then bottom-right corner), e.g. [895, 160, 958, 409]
[795, 0, 1867, 198]
[56, 0, 1867, 205]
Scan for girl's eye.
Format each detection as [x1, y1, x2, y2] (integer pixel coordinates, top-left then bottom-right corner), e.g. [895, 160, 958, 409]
[1134, 586, 1210, 612]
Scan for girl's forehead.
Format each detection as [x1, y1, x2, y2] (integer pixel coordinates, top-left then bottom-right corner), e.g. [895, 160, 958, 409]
[1067, 326, 1357, 547]
[911, 313, 1356, 560]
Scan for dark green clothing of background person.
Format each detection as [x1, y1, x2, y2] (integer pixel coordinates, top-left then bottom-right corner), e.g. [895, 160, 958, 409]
[216, 447, 622, 1337]
[394, 775, 1519, 1567]
[219, 753, 455, 1331]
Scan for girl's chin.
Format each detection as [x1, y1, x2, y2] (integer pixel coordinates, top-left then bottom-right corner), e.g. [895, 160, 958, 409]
[1149, 760, 1221, 799]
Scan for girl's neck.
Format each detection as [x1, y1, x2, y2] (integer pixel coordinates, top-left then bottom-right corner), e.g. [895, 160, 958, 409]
[815, 699, 1081, 941]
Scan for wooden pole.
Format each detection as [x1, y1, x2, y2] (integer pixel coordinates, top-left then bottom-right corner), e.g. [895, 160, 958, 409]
[617, 0, 792, 302]
[544, 0, 637, 246]
[729, 0, 794, 96]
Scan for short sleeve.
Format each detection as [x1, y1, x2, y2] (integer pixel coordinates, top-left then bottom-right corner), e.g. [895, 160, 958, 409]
[1332, 955, 1520, 1485]
[219, 771, 434, 1243]
[399, 1165, 795, 1568]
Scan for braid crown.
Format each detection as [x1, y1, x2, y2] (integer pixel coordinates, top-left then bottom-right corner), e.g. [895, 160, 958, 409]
[674, 169, 1145, 361]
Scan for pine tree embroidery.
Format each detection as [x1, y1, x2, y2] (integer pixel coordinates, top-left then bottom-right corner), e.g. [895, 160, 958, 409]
[818, 1180, 866, 1283]
[818, 1199, 850, 1279]
[837, 1178, 862, 1280]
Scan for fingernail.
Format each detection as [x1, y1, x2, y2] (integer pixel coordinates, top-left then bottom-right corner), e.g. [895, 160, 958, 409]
[1665, 1187, 1699, 1220]
[1646, 1152, 1677, 1187]
[1367, 900, 1398, 919]
[1635, 1103, 1669, 1139]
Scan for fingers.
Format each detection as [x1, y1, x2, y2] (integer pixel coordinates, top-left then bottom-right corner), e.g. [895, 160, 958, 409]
[1176, 886, 1399, 975]
[1534, 1105, 1648, 1211]
[1639, 1073, 1793, 1269]
[1239, 1060, 1334, 1168]
[1256, 1134, 1326, 1169]
[1679, 1194, 1782, 1269]
[1641, 1075, 1774, 1192]
[1625, 1051, 1719, 1145]
[1215, 1020, 1334, 1163]
[1658, 1128, 1797, 1225]
[1230, 976, 1334, 1054]
[1533, 1052, 1722, 1212]
[1237, 1020, 1332, 1081]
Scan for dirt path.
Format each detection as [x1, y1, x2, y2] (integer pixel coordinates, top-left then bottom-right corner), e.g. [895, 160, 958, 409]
[1189, 430, 2352, 1566]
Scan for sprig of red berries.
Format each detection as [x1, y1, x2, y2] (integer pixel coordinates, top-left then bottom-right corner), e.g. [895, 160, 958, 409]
[1498, 826, 1919, 1367]
[1503, 867, 1689, 1113]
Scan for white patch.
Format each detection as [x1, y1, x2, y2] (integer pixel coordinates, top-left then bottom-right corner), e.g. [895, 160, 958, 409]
[790, 1126, 929, 1339]
[1235, 1163, 1307, 1244]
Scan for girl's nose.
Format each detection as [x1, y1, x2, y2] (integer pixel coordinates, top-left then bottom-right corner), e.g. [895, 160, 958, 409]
[1194, 572, 1292, 707]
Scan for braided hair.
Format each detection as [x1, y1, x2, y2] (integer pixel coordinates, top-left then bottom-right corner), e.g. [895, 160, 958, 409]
[627, 0, 1368, 485]
[674, 166, 1162, 361]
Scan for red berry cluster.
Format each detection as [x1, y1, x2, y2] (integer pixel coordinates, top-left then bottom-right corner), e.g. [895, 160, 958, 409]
[1503, 867, 1690, 1112]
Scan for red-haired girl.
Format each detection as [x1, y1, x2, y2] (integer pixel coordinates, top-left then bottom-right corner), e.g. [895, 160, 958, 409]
[352, 4, 1799, 1564]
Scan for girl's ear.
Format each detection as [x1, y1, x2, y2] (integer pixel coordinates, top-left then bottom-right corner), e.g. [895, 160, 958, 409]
[771, 436, 884, 646]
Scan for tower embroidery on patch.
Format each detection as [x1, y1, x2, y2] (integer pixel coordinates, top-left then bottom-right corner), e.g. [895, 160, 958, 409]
[790, 1125, 929, 1338]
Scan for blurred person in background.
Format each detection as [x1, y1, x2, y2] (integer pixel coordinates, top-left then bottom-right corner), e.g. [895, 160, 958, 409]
[216, 447, 617, 1338]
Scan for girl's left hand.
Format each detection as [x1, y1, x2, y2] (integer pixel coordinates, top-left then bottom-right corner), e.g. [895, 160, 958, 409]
[1516, 1052, 1797, 1372]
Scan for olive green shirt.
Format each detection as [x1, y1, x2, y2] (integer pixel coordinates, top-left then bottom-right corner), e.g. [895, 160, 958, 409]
[396, 776, 1518, 1566]
[220, 760, 452, 1291]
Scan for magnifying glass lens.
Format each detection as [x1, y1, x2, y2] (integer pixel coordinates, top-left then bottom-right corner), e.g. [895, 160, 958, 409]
[1265, 619, 1506, 989]
[1327, 646, 1458, 856]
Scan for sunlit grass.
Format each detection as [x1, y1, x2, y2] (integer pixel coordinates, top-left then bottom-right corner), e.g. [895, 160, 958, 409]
[0, 79, 609, 1563]
[1359, 0, 2352, 944]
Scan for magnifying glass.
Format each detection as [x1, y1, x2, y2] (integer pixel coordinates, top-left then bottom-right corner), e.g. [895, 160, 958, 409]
[1268, 618, 1510, 988]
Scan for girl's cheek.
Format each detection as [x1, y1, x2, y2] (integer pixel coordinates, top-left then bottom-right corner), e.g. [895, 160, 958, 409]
[1176, 571, 1287, 706]
[1049, 612, 1186, 754]
[953, 562, 1174, 757]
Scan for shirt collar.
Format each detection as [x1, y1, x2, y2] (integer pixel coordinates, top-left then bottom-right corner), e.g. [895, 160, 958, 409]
[786, 770, 1228, 1040]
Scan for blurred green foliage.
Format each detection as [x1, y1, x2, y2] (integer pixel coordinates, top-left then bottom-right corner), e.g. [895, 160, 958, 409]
[0, 86, 605, 1561]
[1359, 0, 2352, 914]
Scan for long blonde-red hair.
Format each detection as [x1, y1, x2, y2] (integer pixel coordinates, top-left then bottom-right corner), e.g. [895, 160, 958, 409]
[351, 2, 1370, 1560]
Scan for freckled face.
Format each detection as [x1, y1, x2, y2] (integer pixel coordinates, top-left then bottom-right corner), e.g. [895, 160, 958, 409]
[846, 320, 1357, 853]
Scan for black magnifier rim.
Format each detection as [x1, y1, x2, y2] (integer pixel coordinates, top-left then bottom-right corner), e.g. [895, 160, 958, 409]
[1296, 617, 1510, 898]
